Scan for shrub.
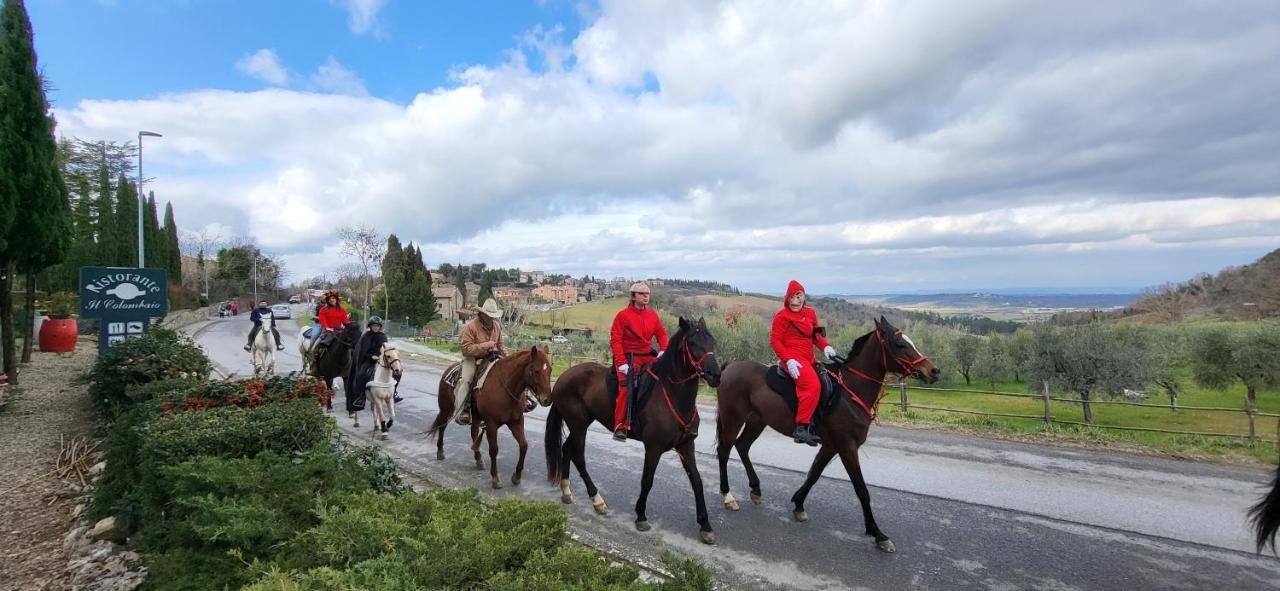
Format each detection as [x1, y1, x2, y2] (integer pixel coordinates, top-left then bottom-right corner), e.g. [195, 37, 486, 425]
[89, 327, 212, 418]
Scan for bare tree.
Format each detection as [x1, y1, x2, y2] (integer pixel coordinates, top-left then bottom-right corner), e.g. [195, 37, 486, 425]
[181, 227, 225, 298]
[337, 225, 385, 317]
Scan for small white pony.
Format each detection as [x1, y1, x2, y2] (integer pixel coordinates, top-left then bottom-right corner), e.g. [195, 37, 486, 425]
[367, 343, 403, 437]
[251, 314, 276, 376]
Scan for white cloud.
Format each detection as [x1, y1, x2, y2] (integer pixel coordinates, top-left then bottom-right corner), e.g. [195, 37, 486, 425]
[236, 49, 289, 86]
[309, 57, 368, 96]
[54, 1, 1280, 290]
[331, 0, 388, 37]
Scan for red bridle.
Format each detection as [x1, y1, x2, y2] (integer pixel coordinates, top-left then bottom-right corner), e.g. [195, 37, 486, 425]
[665, 333, 716, 384]
[644, 331, 717, 436]
[825, 327, 930, 420]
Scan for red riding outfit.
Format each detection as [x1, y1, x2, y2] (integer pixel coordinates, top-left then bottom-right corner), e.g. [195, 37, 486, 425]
[318, 305, 350, 332]
[610, 303, 669, 431]
[770, 280, 832, 426]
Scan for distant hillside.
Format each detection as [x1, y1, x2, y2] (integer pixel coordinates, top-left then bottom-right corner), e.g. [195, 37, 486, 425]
[1127, 248, 1280, 321]
[1051, 248, 1280, 324]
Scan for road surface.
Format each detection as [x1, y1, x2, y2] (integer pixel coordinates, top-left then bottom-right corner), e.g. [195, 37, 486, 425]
[191, 312, 1280, 590]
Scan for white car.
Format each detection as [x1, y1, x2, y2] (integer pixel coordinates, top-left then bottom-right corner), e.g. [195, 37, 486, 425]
[271, 303, 292, 319]
[550, 335, 568, 344]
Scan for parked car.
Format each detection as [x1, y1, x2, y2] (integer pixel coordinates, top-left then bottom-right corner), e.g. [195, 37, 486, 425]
[550, 335, 568, 344]
[288, 295, 301, 304]
[271, 303, 292, 319]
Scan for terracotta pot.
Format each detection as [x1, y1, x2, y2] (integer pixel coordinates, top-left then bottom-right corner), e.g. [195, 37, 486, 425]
[39, 318, 78, 353]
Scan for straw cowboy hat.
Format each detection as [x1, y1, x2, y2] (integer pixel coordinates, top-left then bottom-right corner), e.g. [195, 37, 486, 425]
[478, 298, 503, 320]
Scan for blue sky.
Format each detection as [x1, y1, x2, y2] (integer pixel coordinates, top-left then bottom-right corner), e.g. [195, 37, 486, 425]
[32, 1, 1280, 294]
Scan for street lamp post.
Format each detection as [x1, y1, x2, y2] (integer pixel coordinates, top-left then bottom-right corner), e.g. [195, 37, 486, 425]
[137, 131, 163, 268]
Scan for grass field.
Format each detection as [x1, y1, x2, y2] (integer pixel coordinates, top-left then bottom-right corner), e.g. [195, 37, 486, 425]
[527, 298, 627, 331]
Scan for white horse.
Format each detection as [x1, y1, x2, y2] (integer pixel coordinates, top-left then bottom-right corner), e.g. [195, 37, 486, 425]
[251, 314, 276, 376]
[368, 344, 403, 438]
[298, 326, 317, 374]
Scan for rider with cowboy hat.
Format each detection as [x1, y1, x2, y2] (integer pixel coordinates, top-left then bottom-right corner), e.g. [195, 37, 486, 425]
[455, 298, 506, 425]
[244, 299, 285, 352]
[609, 282, 669, 442]
[770, 280, 837, 446]
[310, 289, 350, 351]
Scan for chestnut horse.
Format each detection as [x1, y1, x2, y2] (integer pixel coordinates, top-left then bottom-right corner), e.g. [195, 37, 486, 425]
[545, 317, 722, 544]
[715, 316, 939, 553]
[426, 347, 553, 489]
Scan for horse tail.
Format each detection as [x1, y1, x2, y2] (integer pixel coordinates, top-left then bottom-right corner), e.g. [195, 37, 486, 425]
[545, 406, 564, 483]
[1251, 463, 1280, 553]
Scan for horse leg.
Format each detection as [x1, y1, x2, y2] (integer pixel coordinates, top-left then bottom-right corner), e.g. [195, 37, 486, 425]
[430, 412, 448, 460]
[471, 422, 484, 469]
[634, 443, 663, 532]
[716, 411, 745, 511]
[736, 417, 768, 505]
[838, 444, 894, 552]
[790, 443, 837, 523]
[486, 422, 502, 489]
[677, 439, 715, 545]
[566, 424, 607, 514]
[511, 420, 528, 486]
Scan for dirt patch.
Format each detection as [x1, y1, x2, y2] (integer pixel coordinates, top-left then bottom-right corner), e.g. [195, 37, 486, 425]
[0, 344, 97, 591]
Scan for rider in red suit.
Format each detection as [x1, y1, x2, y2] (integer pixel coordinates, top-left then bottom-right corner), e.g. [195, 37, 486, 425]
[312, 290, 350, 348]
[609, 282, 669, 442]
[770, 280, 837, 446]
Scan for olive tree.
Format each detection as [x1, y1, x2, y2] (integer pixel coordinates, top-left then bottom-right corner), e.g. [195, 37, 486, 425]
[1190, 323, 1280, 439]
[953, 334, 982, 386]
[1029, 324, 1158, 424]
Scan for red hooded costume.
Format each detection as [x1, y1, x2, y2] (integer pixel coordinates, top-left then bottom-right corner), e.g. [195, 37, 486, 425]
[770, 280, 832, 425]
[609, 303, 669, 431]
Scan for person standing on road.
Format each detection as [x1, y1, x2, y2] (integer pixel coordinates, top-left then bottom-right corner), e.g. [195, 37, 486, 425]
[609, 282, 669, 442]
[455, 298, 506, 425]
[770, 279, 837, 446]
[244, 299, 284, 352]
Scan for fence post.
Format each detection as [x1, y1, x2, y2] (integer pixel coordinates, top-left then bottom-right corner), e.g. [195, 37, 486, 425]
[1246, 393, 1257, 441]
[898, 381, 908, 413]
[1042, 381, 1051, 425]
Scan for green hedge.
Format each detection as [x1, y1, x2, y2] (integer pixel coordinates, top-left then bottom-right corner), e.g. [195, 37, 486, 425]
[89, 327, 212, 419]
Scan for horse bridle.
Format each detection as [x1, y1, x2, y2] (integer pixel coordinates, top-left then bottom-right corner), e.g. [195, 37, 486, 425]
[826, 326, 931, 419]
[665, 329, 718, 385]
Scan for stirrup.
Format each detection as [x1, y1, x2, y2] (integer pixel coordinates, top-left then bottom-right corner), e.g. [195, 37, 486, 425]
[613, 427, 629, 442]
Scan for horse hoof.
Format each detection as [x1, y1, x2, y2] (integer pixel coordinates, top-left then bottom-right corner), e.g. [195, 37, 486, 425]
[593, 502, 609, 515]
[635, 520, 650, 532]
[511, 477, 521, 486]
[436, 452, 445, 461]
[475, 462, 485, 470]
[561, 494, 574, 505]
[724, 499, 740, 512]
[701, 531, 716, 545]
[492, 481, 503, 490]
[793, 511, 809, 522]
[877, 539, 896, 553]
[751, 493, 763, 506]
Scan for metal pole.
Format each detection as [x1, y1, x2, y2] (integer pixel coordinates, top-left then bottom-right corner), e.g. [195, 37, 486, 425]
[252, 248, 259, 304]
[136, 133, 144, 267]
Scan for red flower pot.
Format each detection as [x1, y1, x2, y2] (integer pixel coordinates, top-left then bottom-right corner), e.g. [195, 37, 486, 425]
[39, 318, 78, 353]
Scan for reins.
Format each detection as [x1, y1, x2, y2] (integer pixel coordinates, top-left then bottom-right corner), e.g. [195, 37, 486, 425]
[824, 327, 931, 422]
[644, 329, 715, 437]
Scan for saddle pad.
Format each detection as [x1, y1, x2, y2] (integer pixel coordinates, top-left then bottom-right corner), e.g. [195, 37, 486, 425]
[474, 360, 498, 390]
[442, 360, 498, 392]
[764, 364, 839, 422]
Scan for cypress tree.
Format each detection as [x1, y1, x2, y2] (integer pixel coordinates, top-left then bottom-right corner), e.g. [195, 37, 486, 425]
[91, 159, 115, 265]
[454, 265, 467, 308]
[143, 193, 161, 269]
[478, 270, 495, 305]
[113, 175, 137, 266]
[162, 201, 181, 282]
[0, 0, 70, 376]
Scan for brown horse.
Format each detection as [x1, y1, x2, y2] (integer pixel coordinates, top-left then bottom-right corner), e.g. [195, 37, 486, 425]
[426, 347, 553, 489]
[306, 321, 360, 412]
[715, 316, 939, 553]
[545, 317, 722, 544]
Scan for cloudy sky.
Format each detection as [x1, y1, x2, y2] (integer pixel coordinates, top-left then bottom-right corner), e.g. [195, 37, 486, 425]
[32, 0, 1280, 294]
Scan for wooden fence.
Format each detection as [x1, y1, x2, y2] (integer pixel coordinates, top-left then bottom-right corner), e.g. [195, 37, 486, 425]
[890, 382, 1280, 442]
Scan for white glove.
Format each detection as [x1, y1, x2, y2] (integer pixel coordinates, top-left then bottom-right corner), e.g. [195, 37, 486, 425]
[823, 345, 837, 359]
[618, 364, 629, 375]
[656, 350, 664, 359]
[785, 359, 801, 379]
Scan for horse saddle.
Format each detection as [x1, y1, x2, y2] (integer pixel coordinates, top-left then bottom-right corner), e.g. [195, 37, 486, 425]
[442, 359, 498, 392]
[765, 363, 840, 423]
[604, 368, 659, 415]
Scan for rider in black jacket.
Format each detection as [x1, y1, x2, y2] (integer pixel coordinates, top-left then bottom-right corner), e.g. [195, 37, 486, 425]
[346, 316, 391, 412]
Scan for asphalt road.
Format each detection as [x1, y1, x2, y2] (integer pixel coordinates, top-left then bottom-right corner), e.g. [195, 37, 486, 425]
[192, 312, 1280, 590]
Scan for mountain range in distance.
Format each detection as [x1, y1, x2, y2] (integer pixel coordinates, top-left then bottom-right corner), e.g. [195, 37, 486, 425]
[829, 291, 1140, 321]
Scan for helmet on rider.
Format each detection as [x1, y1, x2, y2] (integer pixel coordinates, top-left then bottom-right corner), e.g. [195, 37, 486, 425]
[366, 315, 384, 328]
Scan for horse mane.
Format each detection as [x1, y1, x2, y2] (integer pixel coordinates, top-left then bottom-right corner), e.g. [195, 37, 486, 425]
[846, 331, 873, 360]
[651, 325, 688, 375]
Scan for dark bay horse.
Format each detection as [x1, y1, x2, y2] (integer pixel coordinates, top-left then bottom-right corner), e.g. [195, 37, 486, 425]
[426, 347, 553, 489]
[715, 316, 939, 553]
[545, 317, 722, 544]
[1252, 464, 1280, 553]
[307, 322, 359, 412]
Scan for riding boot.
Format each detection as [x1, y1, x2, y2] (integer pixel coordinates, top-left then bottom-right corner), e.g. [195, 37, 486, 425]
[244, 325, 259, 351]
[456, 391, 472, 425]
[613, 426, 628, 442]
[793, 423, 818, 446]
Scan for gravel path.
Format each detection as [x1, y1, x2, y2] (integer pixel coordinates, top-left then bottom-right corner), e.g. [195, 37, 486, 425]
[0, 345, 97, 591]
